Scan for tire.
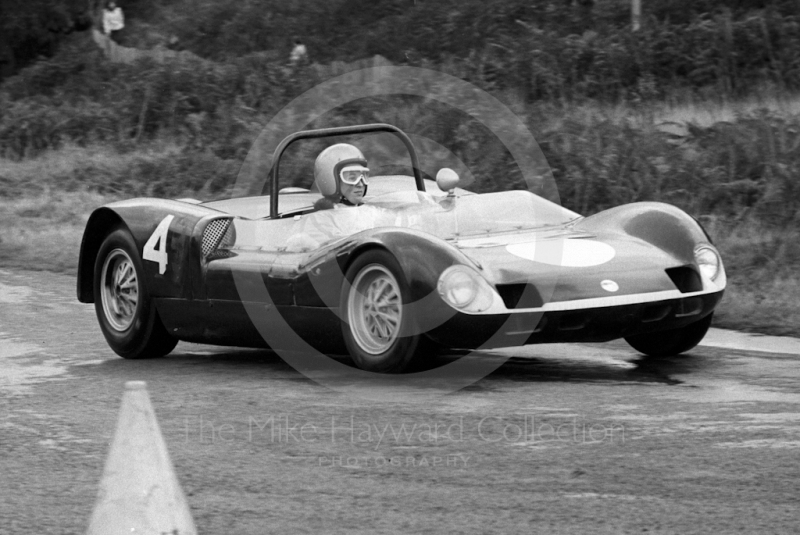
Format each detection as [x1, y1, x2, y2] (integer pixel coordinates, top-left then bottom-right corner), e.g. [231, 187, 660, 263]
[340, 250, 422, 373]
[93, 228, 178, 359]
[625, 313, 713, 357]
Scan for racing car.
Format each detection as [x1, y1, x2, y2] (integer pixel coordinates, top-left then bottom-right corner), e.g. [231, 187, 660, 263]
[77, 123, 725, 373]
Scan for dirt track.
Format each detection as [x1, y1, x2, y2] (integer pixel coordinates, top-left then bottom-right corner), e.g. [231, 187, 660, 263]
[2, 268, 800, 534]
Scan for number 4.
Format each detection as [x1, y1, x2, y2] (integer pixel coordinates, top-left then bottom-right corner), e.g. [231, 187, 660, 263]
[143, 215, 174, 275]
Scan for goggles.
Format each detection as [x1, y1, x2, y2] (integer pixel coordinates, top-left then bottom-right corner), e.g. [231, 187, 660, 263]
[340, 165, 370, 185]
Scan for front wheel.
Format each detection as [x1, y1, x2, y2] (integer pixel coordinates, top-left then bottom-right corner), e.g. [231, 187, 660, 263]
[625, 313, 713, 357]
[94, 228, 177, 359]
[340, 250, 421, 373]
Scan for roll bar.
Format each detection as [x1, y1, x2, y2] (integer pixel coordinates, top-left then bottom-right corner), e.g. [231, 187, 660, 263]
[264, 123, 425, 219]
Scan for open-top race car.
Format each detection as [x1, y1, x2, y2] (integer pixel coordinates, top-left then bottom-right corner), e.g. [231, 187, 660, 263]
[77, 124, 725, 373]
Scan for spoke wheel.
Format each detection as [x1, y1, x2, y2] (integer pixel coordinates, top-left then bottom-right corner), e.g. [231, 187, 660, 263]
[341, 250, 422, 373]
[94, 228, 177, 359]
[349, 265, 402, 355]
[100, 249, 140, 332]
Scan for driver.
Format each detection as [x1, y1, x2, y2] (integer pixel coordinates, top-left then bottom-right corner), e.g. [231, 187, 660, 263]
[312, 143, 369, 210]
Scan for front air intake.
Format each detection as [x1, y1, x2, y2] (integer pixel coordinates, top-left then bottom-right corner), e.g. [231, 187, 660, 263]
[665, 266, 702, 293]
[496, 283, 544, 309]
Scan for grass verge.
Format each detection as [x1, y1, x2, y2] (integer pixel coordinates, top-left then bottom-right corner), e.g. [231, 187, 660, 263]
[709, 219, 800, 337]
[0, 190, 117, 273]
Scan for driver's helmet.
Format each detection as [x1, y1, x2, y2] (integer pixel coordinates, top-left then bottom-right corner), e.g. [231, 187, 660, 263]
[313, 143, 369, 200]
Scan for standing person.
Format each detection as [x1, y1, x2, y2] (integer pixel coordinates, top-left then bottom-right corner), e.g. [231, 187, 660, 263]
[289, 39, 308, 66]
[103, 1, 125, 44]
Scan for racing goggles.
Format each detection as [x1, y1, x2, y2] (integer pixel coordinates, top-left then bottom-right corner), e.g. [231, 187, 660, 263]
[340, 165, 370, 185]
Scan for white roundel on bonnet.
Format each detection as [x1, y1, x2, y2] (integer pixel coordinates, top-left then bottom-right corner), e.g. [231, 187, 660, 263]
[506, 239, 616, 267]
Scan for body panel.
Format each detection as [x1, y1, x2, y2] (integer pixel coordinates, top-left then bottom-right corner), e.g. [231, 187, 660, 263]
[78, 199, 228, 302]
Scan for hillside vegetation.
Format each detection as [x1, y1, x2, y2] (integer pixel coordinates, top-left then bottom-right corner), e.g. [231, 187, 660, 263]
[1, 0, 799, 335]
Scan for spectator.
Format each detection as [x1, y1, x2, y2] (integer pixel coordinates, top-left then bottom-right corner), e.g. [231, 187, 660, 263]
[103, 1, 125, 44]
[289, 39, 308, 66]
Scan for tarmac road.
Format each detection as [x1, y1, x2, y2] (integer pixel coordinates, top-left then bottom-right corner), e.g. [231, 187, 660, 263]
[2, 268, 800, 534]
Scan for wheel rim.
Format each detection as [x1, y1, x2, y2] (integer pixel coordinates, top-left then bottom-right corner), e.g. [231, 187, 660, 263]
[348, 264, 402, 355]
[100, 248, 139, 332]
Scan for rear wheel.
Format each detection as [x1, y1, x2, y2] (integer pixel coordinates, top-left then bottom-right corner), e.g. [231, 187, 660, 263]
[625, 313, 713, 357]
[341, 250, 421, 373]
[94, 228, 177, 359]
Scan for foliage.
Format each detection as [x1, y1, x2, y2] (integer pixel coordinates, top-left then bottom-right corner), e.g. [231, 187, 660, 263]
[109, 0, 800, 102]
[7, 0, 800, 98]
[2, 1, 800, 231]
[0, 0, 91, 79]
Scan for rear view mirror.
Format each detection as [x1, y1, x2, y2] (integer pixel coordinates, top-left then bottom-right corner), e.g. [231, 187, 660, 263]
[436, 168, 460, 195]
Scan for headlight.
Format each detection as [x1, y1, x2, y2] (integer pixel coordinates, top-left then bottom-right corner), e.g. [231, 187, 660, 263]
[437, 265, 496, 313]
[694, 245, 722, 281]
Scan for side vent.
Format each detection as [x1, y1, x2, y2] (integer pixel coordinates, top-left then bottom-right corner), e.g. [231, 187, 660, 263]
[496, 283, 544, 309]
[665, 266, 702, 293]
[202, 218, 234, 257]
